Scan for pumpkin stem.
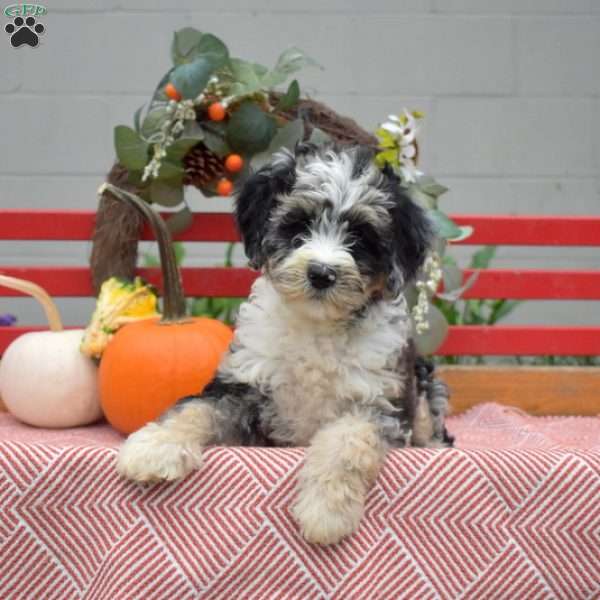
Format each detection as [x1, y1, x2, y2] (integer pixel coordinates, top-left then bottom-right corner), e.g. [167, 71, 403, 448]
[0, 275, 63, 332]
[100, 184, 187, 322]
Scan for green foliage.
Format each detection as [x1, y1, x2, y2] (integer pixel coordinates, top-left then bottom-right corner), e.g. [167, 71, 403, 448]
[226, 101, 277, 154]
[141, 108, 169, 141]
[149, 180, 183, 206]
[189, 297, 243, 326]
[114, 126, 149, 170]
[165, 205, 194, 234]
[155, 160, 184, 184]
[263, 47, 320, 87]
[275, 79, 300, 111]
[171, 29, 229, 68]
[250, 119, 304, 170]
[166, 138, 201, 162]
[428, 209, 463, 241]
[434, 247, 522, 364]
[414, 304, 449, 355]
[171, 57, 216, 100]
[228, 58, 269, 97]
[200, 122, 231, 157]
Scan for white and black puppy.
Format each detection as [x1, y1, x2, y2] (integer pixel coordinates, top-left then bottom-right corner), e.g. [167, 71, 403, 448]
[117, 143, 453, 545]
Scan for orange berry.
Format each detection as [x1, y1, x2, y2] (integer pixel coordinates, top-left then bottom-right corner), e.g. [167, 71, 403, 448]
[225, 154, 244, 173]
[216, 178, 234, 196]
[165, 83, 181, 101]
[208, 102, 226, 121]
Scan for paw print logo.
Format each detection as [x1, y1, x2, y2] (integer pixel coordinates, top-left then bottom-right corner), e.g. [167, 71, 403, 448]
[5, 16, 45, 48]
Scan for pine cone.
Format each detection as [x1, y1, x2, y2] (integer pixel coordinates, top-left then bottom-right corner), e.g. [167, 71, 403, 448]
[183, 142, 225, 189]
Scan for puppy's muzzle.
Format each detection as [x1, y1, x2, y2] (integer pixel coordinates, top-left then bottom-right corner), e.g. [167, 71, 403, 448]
[307, 261, 337, 290]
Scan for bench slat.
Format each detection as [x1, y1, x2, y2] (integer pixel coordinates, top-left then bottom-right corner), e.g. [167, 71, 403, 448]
[0, 211, 238, 242]
[451, 215, 600, 246]
[0, 267, 257, 297]
[459, 269, 600, 300]
[3, 267, 600, 300]
[438, 366, 600, 416]
[437, 325, 600, 356]
[2, 325, 599, 356]
[2, 211, 600, 246]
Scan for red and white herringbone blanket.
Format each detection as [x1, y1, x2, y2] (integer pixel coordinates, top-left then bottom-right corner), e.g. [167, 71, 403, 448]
[1, 403, 599, 600]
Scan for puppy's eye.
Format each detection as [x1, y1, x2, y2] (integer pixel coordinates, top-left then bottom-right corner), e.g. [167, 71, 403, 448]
[291, 235, 304, 249]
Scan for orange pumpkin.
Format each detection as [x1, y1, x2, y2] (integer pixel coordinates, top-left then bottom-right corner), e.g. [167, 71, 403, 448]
[98, 185, 233, 434]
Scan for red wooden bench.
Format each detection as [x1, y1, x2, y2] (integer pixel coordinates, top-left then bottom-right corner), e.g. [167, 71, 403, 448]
[2, 210, 600, 415]
[2, 209, 600, 599]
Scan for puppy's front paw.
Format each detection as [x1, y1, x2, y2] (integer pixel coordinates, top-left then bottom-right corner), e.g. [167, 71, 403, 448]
[117, 423, 204, 483]
[292, 487, 363, 545]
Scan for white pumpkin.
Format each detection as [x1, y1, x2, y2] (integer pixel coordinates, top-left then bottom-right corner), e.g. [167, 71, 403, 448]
[0, 276, 101, 428]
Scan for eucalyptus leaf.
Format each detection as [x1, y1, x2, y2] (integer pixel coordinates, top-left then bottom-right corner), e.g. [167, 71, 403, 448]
[133, 104, 144, 133]
[441, 263, 463, 293]
[275, 79, 300, 111]
[226, 102, 277, 154]
[126, 169, 145, 186]
[251, 119, 304, 170]
[263, 47, 320, 87]
[417, 176, 449, 198]
[155, 160, 184, 185]
[181, 120, 205, 140]
[228, 58, 265, 96]
[409, 186, 436, 211]
[470, 245, 497, 269]
[201, 123, 231, 157]
[150, 179, 183, 207]
[171, 29, 229, 68]
[141, 107, 169, 140]
[174, 241, 186, 265]
[166, 138, 200, 162]
[437, 271, 478, 302]
[489, 299, 520, 324]
[428, 209, 462, 240]
[171, 57, 215, 99]
[171, 28, 203, 65]
[414, 304, 449, 355]
[448, 225, 474, 243]
[191, 33, 229, 68]
[150, 68, 175, 105]
[166, 204, 194, 234]
[114, 125, 150, 171]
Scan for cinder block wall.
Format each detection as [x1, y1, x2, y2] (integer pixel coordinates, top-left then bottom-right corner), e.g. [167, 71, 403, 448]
[1, 1, 599, 327]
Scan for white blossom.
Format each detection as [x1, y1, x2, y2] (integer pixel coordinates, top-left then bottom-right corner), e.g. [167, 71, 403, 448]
[412, 252, 443, 334]
[142, 99, 198, 182]
[381, 110, 423, 184]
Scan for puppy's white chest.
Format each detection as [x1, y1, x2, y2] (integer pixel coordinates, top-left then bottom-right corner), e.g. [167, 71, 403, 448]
[270, 329, 397, 443]
[220, 279, 410, 444]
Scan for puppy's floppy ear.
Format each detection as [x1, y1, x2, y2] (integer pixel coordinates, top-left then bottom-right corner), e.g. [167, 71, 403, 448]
[234, 151, 297, 269]
[382, 167, 433, 292]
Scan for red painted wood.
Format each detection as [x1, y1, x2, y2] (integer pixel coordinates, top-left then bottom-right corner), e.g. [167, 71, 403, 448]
[2, 325, 599, 356]
[451, 215, 600, 246]
[0, 211, 96, 241]
[437, 326, 600, 356]
[4, 267, 600, 300]
[0, 210, 239, 242]
[3, 209, 600, 357]
[0, 267, 257, 297]
[457, 269, 600, 300]
[3, 210, 600, 246]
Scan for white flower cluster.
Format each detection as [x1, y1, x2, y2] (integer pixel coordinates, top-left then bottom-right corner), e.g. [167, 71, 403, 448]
[381, 110, 423, 184]
[142, 99, 198, 182]
[412, 252, 443, 334]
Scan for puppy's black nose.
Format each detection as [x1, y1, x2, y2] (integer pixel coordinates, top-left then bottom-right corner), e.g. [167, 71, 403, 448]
[307, 262, 337, 290]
